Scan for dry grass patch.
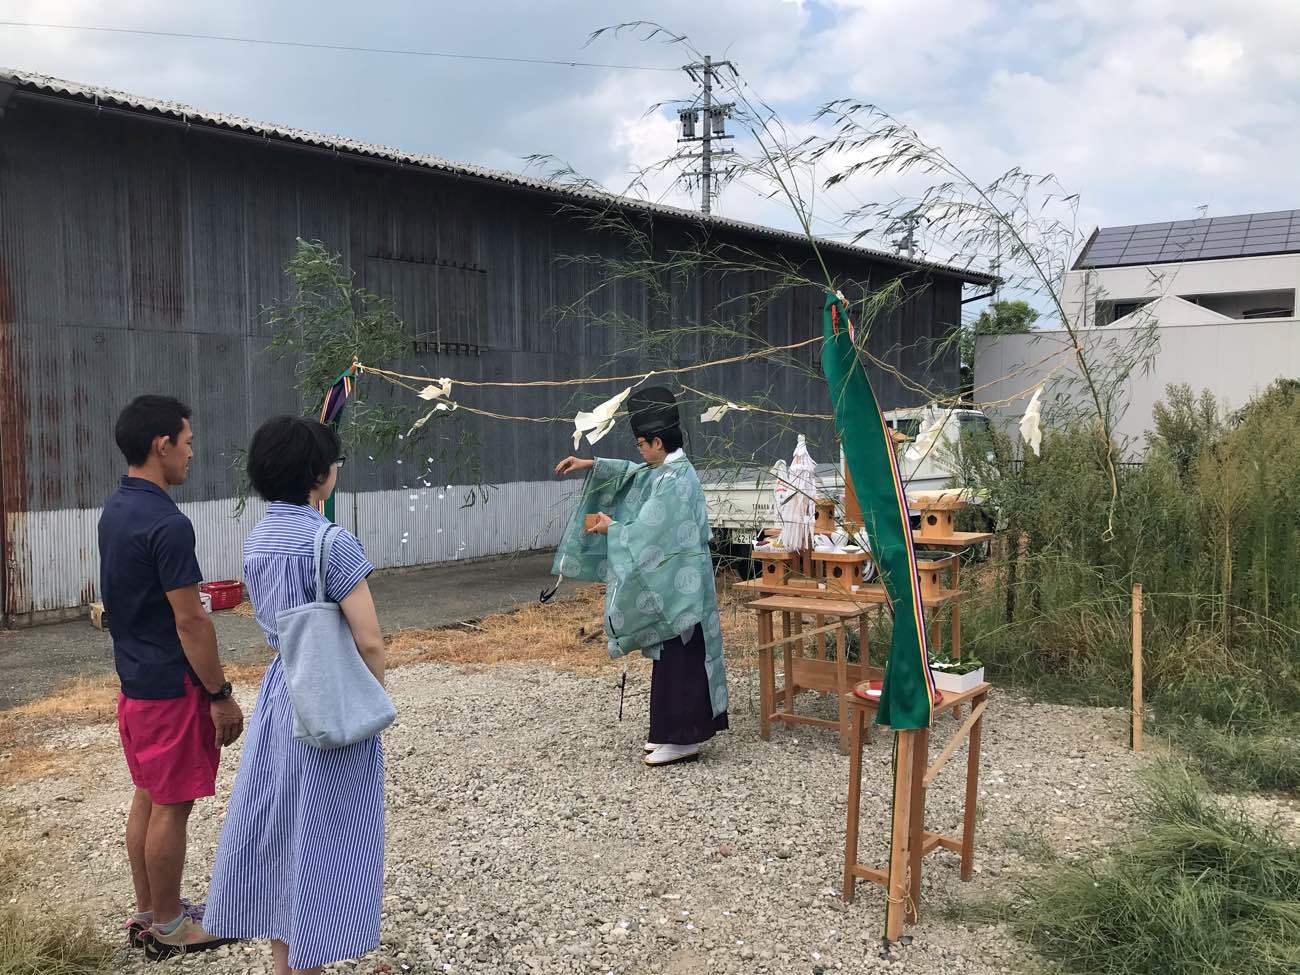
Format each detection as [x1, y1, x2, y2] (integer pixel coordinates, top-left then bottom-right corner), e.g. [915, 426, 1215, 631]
[387, 586, 616, 673]
[0, 745, 69, 786]
[386, 580, 763, 674]
[0, 836, 113, 973]
[7, 674, 120, 726]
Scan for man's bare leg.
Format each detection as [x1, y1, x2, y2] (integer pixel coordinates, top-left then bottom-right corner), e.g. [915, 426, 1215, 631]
[126, 788, 153, 913]
[272, 939, 323, 975]
[144, 799, 194, 923]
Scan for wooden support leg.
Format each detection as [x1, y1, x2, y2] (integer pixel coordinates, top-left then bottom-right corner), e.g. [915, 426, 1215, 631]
[843, 705, 865, 902]
[859, 614, 873, 744]
[907, 725, 930, 923]
[836, 624, 849, 753]
[951, 604, 964, 719]
[816, 614, 826, 660]
[951, 603, 961, 662]
[886, 730, 917, 943]
[960, 693, 985, 881]
[782, 612, 795, 715]
[758, 611, 774, 740]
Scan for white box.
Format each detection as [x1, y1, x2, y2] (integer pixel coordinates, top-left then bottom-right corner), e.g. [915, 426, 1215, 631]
[930, 666, 984, 694]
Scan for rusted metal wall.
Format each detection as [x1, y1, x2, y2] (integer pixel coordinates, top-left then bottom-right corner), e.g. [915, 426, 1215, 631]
[0, 93, 965, 619]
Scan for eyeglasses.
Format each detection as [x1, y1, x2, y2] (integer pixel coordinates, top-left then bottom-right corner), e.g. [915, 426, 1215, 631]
[335, 456, 347, 469]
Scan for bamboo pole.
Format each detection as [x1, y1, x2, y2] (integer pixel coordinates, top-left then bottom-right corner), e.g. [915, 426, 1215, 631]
[1131, 583, 1143, 752]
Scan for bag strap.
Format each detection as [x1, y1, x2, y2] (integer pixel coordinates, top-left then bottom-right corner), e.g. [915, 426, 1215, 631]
[312, 522, 338, 603]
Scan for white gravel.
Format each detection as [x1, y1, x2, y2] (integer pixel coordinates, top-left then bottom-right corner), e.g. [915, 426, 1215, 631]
[12, 660, 1153, 974]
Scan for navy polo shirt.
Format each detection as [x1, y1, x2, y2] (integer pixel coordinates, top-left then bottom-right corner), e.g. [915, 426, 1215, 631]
[98, 476, 204, 699]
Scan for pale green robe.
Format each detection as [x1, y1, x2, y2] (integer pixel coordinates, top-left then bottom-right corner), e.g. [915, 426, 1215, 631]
[552, 452, 728, 718]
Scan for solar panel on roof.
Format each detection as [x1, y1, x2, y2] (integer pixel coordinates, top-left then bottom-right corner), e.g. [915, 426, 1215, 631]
[1078, 208, 1300, 267]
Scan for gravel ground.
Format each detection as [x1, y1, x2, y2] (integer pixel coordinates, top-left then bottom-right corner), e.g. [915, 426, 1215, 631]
[12, 661, 1154, 975]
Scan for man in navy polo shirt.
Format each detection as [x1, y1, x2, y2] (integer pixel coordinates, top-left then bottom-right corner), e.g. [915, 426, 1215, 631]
[99, 395, 244, 955]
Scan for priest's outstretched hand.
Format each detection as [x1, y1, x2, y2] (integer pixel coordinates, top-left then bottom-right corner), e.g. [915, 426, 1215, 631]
[554, 456, 595, 476]
[586, 512, 613, 535]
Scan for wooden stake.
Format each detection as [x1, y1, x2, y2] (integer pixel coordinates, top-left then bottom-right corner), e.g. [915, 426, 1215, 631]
[843, 705, 865, 902]
[885, 730, 916, 942]
[1132, 583, 1144, 752]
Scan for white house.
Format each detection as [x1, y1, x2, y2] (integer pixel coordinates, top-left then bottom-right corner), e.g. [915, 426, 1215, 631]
[976, 209, 1300, 453]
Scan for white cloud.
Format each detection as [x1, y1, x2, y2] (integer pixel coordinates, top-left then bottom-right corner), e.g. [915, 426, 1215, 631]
[0, 0, 1296, 255]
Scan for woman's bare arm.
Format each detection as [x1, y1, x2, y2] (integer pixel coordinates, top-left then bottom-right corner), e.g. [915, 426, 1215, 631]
[340, 580, 385, 686]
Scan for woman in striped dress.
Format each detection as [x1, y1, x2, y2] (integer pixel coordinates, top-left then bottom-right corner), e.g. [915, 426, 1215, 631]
[203, 416, 386, 974]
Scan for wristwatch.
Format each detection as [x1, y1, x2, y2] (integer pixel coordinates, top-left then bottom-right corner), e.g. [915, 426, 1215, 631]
[208, 681, 233, 702]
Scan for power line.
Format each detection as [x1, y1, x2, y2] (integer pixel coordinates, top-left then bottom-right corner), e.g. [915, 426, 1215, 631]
[0, 20, 680, 71]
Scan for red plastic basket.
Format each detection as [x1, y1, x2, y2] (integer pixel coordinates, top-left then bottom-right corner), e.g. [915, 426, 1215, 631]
[200, 580, 243, 610]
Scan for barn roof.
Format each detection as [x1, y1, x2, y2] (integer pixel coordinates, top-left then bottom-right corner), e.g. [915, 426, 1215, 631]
[0, 67, 995, 285]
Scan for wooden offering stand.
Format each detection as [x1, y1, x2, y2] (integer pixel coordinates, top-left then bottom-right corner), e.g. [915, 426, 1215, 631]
[743, 461, 979, 751]
[909, 490, 995, 553]
[752, 594, 879, 752]
[754, 547, 796, 585]
[812, 550, 872, 594]
[916, 551, 958, 599]
[843, 680, 991, 941]
[815, 498, 838, 533]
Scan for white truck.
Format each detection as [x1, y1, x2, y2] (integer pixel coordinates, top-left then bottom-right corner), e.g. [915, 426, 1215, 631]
[700, 406, 995, 561]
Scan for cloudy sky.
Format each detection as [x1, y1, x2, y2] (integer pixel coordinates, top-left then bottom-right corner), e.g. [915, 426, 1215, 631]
[2, 0, 1298, 277]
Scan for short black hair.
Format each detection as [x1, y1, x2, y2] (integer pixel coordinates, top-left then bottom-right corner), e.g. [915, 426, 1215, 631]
[115, 395, 192, 466]
[653, 426, 684, 453]
[248, 416, 341, 505]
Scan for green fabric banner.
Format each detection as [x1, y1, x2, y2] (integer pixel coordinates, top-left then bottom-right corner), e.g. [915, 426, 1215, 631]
[820, 292, 935, 730]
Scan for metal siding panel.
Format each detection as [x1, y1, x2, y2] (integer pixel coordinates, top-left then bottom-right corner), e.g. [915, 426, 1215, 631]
[126, 129, 188, 331]
[297, 162, 350, 261]
[482, 209, 519, 351]
[520, 218, 555, 353]
[246, 156, 302, 336]
[21, 497, 269, 613]
[57, 116, 128, 329]
[353, 479, 580, 569]
[184, 333, 249, 503]
[187, 139, 248, 335]
[0, 114, 67, 330]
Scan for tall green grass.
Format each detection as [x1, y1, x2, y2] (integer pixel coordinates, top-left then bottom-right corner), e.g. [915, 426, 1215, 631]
[945, 381, 1300, 791]
[958, 766, 1300, 975]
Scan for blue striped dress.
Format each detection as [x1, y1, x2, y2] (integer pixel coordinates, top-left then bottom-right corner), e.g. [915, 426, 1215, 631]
[204, 502, 385, 969]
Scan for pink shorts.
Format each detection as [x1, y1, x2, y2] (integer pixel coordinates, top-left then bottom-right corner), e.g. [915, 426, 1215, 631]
[117, 677, 220, 805]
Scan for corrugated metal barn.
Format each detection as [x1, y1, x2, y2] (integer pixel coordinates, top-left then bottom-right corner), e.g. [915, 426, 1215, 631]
[0, 68, 991, 624]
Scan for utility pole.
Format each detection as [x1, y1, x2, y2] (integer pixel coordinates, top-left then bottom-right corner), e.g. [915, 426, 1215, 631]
[893, 215, 918, 260]
[679, 56, 735, 216]
[991, 227, 1002, 306]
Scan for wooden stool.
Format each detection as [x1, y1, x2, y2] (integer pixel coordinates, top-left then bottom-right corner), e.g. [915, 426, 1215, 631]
[843, 682, 991, 939]
[752, 594, 882, 752]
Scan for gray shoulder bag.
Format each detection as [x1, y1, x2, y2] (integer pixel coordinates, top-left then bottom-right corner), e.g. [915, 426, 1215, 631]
[277, 523, 396, 749]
